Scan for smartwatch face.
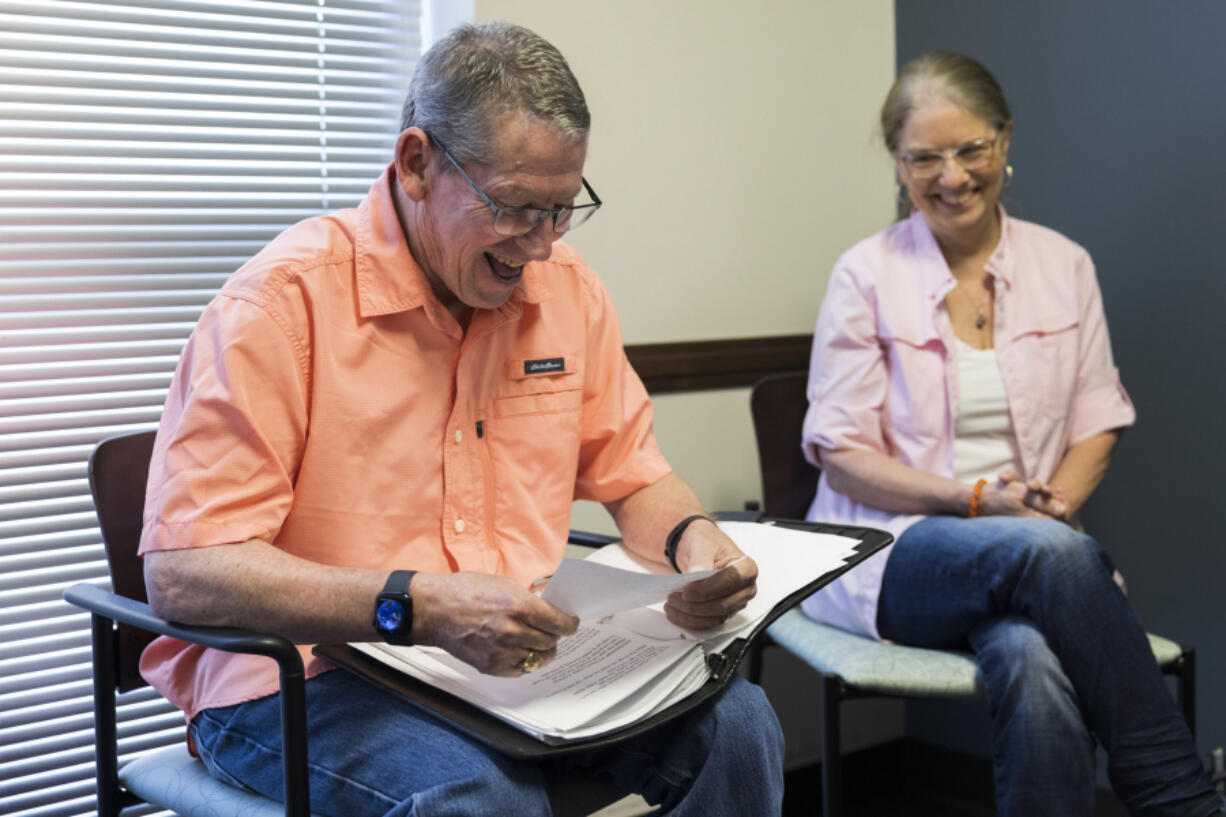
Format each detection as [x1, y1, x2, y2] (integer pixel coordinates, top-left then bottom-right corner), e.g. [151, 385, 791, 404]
[375, 598, 405, 633]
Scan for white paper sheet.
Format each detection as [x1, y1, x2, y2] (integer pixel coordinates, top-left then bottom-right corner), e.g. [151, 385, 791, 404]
[539, 558, 719, 619]
[576, 520, 862, 645]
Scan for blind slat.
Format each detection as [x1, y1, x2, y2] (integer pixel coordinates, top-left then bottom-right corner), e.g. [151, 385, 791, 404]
[0, 424, 161, 454]
[0, 224, 285, 241]
[1, 686, 167, 730]
[0, 111, 402, 138]
[3, 728, 184, 804]
[3, 720, 179, 793]
[0, 374, 174, 402]
[0, 391, 172, 422]
[0, 650, 96, 692]
[0, 630, 93, 664]
[0, 496, 96, 524]
[0, 244, 267, 263]
[0, 357, 187, 380]
[0, 207, 328, 226]
[0, 597, 82, 628]
[0, 711, 181, 760]
[1, 2, 420, 813]
[0, 531, 100, 562]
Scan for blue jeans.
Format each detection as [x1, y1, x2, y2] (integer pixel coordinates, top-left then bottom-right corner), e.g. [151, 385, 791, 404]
[190, 668, 784, 817]
[878, 515, 1223, 817]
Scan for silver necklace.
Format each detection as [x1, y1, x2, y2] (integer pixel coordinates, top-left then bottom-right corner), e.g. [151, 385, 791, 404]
[953, 280, 992, 330]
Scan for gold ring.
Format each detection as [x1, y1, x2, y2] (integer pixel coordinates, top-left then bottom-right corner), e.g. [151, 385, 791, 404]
[517, 650, 541, 673]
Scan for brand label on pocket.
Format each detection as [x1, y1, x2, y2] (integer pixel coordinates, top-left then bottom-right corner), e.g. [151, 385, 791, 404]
[524, 357, 565, 375]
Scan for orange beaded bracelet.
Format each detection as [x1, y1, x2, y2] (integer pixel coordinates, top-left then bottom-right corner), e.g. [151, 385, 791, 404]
[969, 478, 987, 517]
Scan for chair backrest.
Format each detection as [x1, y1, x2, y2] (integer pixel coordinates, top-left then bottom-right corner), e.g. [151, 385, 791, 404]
[749, 371, 820, 520]
[88, 429, 158, 691]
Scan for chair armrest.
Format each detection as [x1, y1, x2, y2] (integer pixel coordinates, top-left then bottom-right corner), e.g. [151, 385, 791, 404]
[64, 583, 304, 672]
[566, 529, 618, 549]
[64, 582, 312, 816]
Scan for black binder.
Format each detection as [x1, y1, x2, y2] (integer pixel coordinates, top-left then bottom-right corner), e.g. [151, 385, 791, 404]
[314, 513, 890, 759]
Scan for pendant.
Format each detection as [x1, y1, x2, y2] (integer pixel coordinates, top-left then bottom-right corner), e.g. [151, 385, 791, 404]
[975, 309, 987, 330]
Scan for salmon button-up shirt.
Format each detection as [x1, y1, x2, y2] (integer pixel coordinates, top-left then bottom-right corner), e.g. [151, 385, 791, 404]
[138, 166, 671, 720]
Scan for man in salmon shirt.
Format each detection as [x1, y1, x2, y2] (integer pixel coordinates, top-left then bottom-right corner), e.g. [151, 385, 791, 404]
[138, 21, 783, 817]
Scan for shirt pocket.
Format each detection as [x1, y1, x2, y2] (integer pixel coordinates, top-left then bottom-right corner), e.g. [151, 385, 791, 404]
[494, 353, 584, 418]
[486, 355, 585, 535]
[876, 325, 948, 443]
[1031, 324, 1080, 420]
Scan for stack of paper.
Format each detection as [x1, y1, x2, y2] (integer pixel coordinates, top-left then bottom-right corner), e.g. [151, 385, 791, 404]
[352, 521, 860, 743]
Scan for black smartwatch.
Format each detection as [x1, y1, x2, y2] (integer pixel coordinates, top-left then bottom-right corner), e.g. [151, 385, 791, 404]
[373, 570, 417, 646]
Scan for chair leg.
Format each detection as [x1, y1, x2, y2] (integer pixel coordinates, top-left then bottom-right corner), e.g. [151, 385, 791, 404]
[278, 663, 311, 817]
[821, 674, 843, 817]
[90, 613, 132, 817]
[1177, 648, 1196, 737]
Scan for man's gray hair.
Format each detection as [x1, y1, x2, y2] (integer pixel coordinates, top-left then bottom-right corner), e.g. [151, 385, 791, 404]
[401, 22, 590, 168]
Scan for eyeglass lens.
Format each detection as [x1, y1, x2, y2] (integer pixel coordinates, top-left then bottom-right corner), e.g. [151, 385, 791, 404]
[906, 140, 995, 178]
[492, 204, 597, 237]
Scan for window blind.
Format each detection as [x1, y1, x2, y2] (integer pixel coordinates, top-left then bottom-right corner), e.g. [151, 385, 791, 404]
[0, 2, 420, 814]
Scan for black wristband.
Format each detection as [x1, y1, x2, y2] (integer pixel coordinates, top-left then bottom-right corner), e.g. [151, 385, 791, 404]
[664, 514, 715, 573]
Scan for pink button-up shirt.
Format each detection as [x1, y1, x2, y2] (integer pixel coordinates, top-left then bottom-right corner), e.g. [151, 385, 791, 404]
[800, 209, 1135, 639]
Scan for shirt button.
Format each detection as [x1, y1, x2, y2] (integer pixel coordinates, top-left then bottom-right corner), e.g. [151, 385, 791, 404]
[454, 429, 463, 444]
[454, 518, 465, 533]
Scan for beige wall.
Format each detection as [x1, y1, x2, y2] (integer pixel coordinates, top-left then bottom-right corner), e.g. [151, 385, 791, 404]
[473, 0, 901, 768]
[473, 0, 896, 527]
[476, 0, 896, 343]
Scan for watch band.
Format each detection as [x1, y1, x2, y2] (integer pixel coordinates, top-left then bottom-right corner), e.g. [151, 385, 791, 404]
[664, 514, 714, 573]
[381, 569, 416, 598]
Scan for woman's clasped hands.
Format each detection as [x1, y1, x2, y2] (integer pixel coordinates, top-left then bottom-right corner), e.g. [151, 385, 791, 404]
[983, 470, 1069, 521]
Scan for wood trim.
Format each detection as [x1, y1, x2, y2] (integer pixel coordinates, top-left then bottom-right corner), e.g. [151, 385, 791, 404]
[624, 334, 811, 394]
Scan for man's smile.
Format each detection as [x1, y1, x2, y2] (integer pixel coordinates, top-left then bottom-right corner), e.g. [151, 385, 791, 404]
[486, 251, 525, 283]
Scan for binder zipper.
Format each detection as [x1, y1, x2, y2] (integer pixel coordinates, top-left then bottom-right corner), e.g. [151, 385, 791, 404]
[705, 636, 750, 681]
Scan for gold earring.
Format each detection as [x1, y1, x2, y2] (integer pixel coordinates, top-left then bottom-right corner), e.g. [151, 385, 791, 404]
[1004, 165, 1014, 187]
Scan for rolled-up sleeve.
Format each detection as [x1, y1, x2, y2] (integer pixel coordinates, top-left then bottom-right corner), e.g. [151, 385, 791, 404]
[573, 271, 671, 503]
[1066, 253, 1136, 445]
[139, 295, 309, 555]
[803, 261, 889, 467]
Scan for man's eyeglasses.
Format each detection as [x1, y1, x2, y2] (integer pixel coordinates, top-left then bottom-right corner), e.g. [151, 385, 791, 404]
[900, 134, 1001, 180]
[427, 132, 601, 237]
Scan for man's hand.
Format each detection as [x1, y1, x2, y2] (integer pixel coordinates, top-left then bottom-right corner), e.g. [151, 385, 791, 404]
[665, 520, 758, 630]
[985, 471, 1069, 521]
[410, 572, 579, 677]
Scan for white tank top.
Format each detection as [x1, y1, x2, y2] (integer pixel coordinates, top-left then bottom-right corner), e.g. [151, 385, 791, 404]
[953, 339, 1023, 483]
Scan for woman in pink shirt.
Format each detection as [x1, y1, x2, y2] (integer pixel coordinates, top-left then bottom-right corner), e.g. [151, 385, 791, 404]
[801, 52, 1223, 817]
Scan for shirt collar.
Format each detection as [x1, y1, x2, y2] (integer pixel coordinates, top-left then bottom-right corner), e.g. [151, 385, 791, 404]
[983, 204, 1013, 288]
[910, 203, 1013, 303]
[354, 163, 551, 319]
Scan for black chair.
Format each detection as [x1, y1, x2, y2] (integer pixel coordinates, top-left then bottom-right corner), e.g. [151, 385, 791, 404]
[64, 429, 626, 817]
[746, 370, 1196, 817]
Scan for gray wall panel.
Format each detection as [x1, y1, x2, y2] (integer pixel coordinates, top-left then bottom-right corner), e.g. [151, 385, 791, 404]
[895, 0, 1226, 761]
